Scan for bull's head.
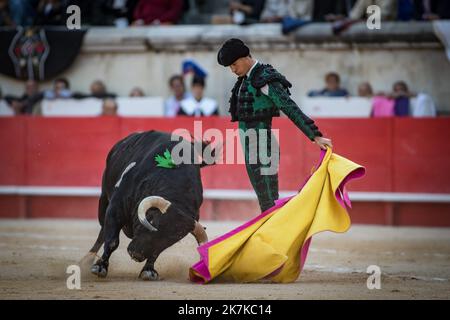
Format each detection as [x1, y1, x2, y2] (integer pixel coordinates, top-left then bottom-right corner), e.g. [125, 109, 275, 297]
[137, 195, 208, 245]
[125, 196, 169, 262]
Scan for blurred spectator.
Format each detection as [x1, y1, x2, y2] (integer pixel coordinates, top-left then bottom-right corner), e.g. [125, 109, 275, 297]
[391, 81, 411, 116]
[182, 0, 220, 24]
[229, 0, 265, 24]
[308, 72, 349, 97]
[4, 80, 43, 115]
[129, 87, 145, 97]
[333, 0, 394, 34]
[371, 96, 395, 117]
[89, 80, 117, 99]
[396, 0, 450, 21]
[371, 81, 413, 117]
[8, 0, 37, 26]
[427, 0, 450, 20]
[0, 0, 14, 26]
[281, 0, 313, 34]
[261, 0, 288, 23]
[72, 80, 116, 99]
[397, 0, 415, 21]
[289, 0, 313, 19]
[412, 0, 450, 20]
[63, 0, 144, 27]
[101, 98, 118, 116]
[178, 75, 218, 116]
[183, 59, 208, 78]
[261, 0, 311, 23]
[34, 0, 65, 25]
[357, 82, 374, 98]
[43, 78, 72, 99]
[165, 74, 189, 117]
[312, 0, 354, 21]
[395, 0, 450, 20]
[90, 0, 139, 26]
[373, 81, 436, 117]
[349, 0, 397, 21]
[132, 0, 183, 25]
[412, 92, 436, 117]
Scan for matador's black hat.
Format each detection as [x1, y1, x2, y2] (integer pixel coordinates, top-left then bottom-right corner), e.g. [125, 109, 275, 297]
[217, 38, 250, 67]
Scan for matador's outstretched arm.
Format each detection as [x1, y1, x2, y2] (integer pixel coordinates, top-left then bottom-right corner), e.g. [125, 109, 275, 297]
[267, 81, 323, 141]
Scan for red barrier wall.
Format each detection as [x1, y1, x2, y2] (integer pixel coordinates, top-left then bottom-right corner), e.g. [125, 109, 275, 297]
[1, 117, 450, 226]
[0, 118, 26, 185]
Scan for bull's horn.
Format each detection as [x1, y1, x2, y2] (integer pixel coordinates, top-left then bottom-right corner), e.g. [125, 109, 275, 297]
[137, 196, 171, 232]
[191, 221, 208, 246]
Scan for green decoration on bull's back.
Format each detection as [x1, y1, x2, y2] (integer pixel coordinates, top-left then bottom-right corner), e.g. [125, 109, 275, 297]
[155, 149, 176, 169]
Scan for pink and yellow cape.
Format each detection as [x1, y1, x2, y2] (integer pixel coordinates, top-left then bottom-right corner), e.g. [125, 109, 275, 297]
[190, 147, 365, 284]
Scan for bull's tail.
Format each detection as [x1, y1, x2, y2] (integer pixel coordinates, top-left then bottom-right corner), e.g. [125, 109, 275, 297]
[79, 227, 104, 272]
[88, 227, 105, 254]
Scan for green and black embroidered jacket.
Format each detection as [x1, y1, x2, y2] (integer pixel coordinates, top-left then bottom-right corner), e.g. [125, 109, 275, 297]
[229, 63, 322, 141]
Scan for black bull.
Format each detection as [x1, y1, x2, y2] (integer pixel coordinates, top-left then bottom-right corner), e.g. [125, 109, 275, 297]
[81, 130, 211, 280]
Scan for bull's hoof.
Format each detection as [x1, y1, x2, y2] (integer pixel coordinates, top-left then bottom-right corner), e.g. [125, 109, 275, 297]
[91, 264, 108, 278]
[139, 270, 159, 281]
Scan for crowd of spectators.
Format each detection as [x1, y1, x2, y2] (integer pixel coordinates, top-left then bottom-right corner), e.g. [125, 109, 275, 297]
[0, 68, 436, 118]
[307, 72, 436, 117]
[0, 0, 448, 28]
[0, 0, 184, 27]
[0, 62, 221, 117]
[0, 2, 444, 117]
[2, 78, 118, 115]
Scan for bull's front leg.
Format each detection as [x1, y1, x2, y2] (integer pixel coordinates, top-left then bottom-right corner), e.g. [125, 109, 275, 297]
[91, 209, 123, 278]
[139, 256, 159, 281]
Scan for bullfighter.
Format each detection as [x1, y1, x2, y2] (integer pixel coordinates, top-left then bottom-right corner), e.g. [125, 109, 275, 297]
[217, 38, 333, 212]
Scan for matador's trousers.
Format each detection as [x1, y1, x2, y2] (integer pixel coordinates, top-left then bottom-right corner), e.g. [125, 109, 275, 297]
[239, 120, 280, 212]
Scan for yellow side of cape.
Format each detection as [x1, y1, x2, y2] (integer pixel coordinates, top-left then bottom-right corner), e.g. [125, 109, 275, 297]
[191, 147, 364, 283]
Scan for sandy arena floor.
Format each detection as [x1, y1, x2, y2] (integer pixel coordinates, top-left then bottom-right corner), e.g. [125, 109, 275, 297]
[0, 219, 449, 300]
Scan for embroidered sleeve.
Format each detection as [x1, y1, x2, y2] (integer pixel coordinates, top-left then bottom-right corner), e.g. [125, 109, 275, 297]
[268, 81, 322, 141]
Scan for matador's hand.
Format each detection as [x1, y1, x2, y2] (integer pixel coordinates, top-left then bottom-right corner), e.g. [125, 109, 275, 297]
[314, 136, 333, 150]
